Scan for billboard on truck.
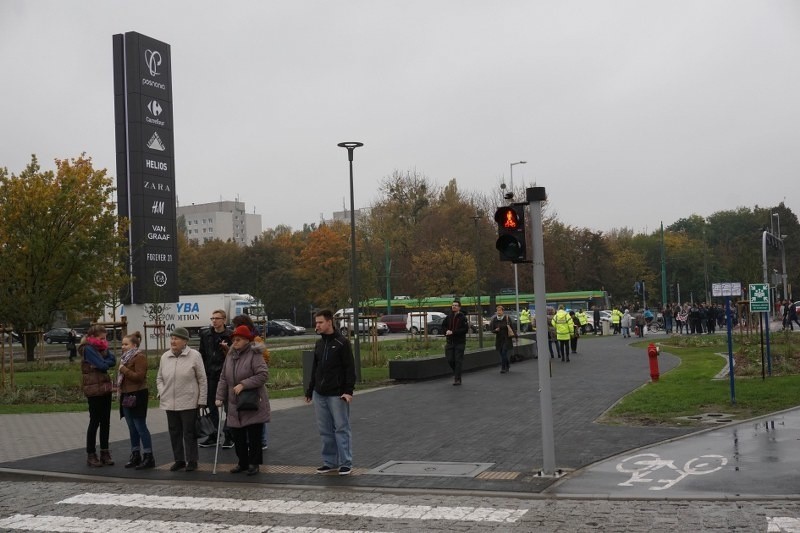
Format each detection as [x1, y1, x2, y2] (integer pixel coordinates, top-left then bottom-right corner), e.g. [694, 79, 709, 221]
[106, 293, 253, 338]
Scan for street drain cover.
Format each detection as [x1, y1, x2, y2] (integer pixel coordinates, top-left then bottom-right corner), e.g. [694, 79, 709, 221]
[368, 461, 494, 477]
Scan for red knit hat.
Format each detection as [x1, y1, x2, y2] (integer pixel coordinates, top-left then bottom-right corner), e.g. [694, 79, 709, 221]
[231, 325, 254, 341]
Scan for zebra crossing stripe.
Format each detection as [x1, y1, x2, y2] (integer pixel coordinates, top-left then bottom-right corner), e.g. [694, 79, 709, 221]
[0, 513, 387, 533]
[58, 492, 528, 523]
[768, 516, 800, 532]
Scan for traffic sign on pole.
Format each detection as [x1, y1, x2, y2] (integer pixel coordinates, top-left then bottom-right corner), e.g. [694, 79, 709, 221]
[749, 283, 770, 313]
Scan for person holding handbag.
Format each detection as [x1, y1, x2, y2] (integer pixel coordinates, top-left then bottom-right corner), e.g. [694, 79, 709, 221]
[118, 331, 155, 470]
[491, 305, 516, 374]
[215, 325, 269, 476]
[79, 324, 116, 467]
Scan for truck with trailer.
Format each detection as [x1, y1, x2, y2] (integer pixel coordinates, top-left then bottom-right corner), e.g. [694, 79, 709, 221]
[105, 293, 258, 338]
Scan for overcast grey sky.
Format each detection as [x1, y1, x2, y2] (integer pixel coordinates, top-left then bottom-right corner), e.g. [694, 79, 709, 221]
[2, 1, 798, 234]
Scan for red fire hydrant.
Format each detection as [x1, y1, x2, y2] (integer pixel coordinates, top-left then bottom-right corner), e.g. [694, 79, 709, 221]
[648, 343, 660, 382]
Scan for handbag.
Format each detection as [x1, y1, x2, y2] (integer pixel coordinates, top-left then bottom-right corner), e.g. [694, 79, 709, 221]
[237, 388, 260, 411]
[195, 407, 216, 439]
[81, 361, 113, 397]
[121, 393, 137, 408]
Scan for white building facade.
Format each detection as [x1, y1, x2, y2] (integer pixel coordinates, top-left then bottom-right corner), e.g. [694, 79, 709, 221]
[178, 200, 262, 245]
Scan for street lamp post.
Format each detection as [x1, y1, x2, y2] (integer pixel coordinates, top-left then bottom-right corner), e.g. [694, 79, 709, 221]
[338, 141, 364, 381]
[510, 161, 526, 332]
[773, 213, 789, 303]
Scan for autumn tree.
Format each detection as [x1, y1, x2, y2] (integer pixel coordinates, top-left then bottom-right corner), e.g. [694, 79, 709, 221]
[295, 223, 351, 309]
[410, 241, 477, 297]
[0, 155, 129, 360]
[251, 225, 307, 319]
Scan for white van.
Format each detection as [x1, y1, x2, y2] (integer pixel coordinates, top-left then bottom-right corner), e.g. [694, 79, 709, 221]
[406, 311, 446, 334]
[333, 308, 388, 336]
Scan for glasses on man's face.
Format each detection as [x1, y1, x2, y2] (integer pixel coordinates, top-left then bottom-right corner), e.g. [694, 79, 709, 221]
[211, 317, 224, 321]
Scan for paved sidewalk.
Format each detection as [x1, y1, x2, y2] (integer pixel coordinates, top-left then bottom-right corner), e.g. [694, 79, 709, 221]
[0, 332, 794, 497]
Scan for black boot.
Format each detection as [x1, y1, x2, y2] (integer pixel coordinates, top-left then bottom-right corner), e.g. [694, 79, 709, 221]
[135, 453, 155, 470]
[100, 449, 114, 466]
[124, 451, 141, 469]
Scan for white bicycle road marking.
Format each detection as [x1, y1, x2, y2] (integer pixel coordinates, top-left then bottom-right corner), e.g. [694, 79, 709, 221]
[616, 453, 727, 490]
[58, 492, 528, 523]
[0, 513, 387, 533]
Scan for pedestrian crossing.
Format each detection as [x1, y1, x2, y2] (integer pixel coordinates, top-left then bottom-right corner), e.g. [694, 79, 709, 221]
[0, 489, 529, 532]
[59, 492, 528, 522]
[0, 514, 387, 533]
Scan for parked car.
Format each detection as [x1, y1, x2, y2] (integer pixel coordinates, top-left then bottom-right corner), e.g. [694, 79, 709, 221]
[426, 315, 446, 335]
[43, 328, 80, 344]
[468, 315, 491, 332]
[263, 320, 299, 337]
[1, 331, 22, 344]
[379, 314, 407, 333]
[339, 318, 389, 337]
[584, 310, 612, 333]
[274, 319, 306, 335]
[406, 311, 446, 335]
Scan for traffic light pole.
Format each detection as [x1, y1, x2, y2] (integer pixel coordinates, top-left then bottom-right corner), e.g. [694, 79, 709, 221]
[527, 186, 556, 476]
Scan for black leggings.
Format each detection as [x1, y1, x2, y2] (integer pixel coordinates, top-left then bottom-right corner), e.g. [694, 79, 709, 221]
[230, 424, 263, 467]
[86, 394, 112, 453]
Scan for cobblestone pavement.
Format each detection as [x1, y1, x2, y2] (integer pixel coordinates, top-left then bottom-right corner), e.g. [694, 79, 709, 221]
[0, 480, 799, 532]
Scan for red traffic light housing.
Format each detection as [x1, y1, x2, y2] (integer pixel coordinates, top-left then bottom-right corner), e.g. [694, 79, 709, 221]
[494, 204, 527, 262]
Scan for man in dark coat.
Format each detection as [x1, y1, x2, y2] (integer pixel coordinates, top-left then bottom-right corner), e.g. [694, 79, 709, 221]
[442, 301, 469, 385]
[305, 308, 356, 475]
[198, 309, 232, 447]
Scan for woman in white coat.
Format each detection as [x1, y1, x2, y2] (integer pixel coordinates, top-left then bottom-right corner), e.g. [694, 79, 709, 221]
[157, 327, 207, 473]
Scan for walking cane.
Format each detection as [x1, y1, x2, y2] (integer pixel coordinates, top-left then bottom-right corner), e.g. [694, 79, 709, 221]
[212, 405, 225, 475]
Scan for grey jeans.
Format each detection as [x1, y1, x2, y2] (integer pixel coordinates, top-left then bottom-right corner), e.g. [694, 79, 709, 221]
[445, 341, 465, 379]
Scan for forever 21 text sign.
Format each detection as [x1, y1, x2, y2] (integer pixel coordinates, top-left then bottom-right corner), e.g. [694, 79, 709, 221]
[113, 32, 178, 304]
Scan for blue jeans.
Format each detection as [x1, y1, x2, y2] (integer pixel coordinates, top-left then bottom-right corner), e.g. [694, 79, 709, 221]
[497, 342, 510, 369]
[312, 391, 352, 468]
[122, 407, 152, 453]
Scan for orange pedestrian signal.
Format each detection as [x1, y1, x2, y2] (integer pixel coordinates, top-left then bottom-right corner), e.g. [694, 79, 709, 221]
[494, 205, 527, 262]
[502, 209, 519, 229]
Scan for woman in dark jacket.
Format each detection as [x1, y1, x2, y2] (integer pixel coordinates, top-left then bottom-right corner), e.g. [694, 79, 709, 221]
[490, 305, 515, 374]
[79, 324, 116, 467]
[215, 325, 270, 476]
[118, 331, 155, 470]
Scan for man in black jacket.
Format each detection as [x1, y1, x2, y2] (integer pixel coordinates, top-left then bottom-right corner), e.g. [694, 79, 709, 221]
[305, 308, 356, 475]
[442, 300, 469, 386]
[198, 309, 232, 448]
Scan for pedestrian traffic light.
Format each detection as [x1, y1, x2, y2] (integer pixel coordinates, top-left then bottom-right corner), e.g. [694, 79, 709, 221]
[494, 204, 527, 262]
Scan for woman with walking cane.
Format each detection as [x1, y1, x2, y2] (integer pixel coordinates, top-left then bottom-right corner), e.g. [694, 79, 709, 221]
[215, 325, 270, 476]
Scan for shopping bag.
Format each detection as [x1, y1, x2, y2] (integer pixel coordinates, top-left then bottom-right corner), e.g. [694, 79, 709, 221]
[195, 407, 216, 439]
